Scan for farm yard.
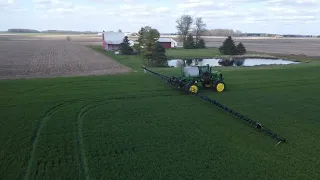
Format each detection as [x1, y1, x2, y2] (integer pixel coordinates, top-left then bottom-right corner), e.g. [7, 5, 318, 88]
[1, 34, 320, 179]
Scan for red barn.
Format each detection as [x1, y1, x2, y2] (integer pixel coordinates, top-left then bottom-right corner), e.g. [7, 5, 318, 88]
[158, 38, 177, 49]
[102, 31, 134, 51]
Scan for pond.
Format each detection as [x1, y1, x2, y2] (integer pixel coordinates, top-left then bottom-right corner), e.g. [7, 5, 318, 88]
[167, 58, 300, 67]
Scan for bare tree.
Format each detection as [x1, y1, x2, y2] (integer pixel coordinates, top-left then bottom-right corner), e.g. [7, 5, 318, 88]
[234, 30, 242, 37]
[176, 15, 193, 41]
[201, 29, 242, 37]
[194, 17, 206, 44]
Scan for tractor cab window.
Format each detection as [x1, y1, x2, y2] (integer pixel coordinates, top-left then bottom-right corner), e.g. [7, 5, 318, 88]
[199, 66, 210, 76]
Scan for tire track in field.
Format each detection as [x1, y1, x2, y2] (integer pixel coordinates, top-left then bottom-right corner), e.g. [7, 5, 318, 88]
[23, 100, 77, 180]
[75, 93, 184, 179]
[76, 100, 115, 180]
[76, 104, 93, 180]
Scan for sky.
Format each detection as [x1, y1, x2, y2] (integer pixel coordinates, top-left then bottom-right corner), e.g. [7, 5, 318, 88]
[0, 0, 319, 35]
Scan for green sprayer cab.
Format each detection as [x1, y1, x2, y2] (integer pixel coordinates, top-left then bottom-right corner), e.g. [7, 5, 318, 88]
[175, 64, 226, 94]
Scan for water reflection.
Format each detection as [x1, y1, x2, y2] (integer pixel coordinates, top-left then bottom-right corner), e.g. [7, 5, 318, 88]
[168, 58, 300, 67]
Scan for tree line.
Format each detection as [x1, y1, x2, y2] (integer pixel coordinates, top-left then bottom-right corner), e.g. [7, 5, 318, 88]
[176, 15, 207, 49]
[175, 14, 247, 55]
[201, 29, 243, 37]
[7, 29, 40, 33]
[6, 29, 98, 34]
[119, 15, 248, 68]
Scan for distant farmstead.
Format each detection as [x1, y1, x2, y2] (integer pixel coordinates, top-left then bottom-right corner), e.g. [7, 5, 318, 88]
[157, 37, 177, 49]
[102, 31, 133, 51]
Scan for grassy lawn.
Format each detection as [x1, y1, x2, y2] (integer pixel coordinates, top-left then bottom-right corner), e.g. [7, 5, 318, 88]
[166, 47, 220, 59]
[1, 47, 320, 179]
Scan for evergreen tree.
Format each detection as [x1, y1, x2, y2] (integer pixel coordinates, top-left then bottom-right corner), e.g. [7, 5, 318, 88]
[120, 36, 133, 55]
[151, 42, 168, 67]
[183, 34, 195, 49]
[236, 42, 246, 55]
[218, 36, 238, 55]
[196, 38, 206, 48]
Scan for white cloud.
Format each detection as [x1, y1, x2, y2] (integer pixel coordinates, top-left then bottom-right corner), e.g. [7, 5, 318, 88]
[154, 7, 169, 13]
[177, 0, 215, 10]
[33, 0, 75, 13]
[0, 0, 15, 7]
[0, 0, 319, 34]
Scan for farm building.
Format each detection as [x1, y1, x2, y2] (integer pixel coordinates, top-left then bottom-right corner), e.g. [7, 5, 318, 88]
[158, 37, 177, 49]
[102, 31, 134, 51]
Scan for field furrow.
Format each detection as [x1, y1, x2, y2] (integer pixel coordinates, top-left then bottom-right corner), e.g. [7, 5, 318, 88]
[0, 40, 131, 79]
[24, 100, 78, 180]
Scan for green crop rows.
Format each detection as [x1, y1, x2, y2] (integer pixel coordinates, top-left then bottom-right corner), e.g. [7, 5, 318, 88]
[1, 52, 320, 179]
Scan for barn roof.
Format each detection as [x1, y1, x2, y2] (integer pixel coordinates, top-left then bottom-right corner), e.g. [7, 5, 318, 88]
[158, 37, 172, 42]
[103, 32, 125, 44]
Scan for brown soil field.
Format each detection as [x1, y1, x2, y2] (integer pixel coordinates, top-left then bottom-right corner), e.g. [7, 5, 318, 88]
[0, 40, 131, 79]
[2, 34, 320, 56]
[130, 36, 320, 57]
[197, 37, 320, 57]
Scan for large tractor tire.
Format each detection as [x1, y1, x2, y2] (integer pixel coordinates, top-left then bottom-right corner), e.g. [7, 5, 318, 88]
[186, 82, 199, 94]
[214, 81, 225, 92]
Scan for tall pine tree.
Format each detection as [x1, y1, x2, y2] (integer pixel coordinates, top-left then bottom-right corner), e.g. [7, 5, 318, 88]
[236, 42, 246, 55]
[151, 42, 168, 67]
[219, 36, 238, 55]
[120, 36, 133, 55]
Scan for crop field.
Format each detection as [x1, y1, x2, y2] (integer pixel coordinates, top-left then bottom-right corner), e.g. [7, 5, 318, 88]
[1, 36, 320, 179]
[0, 40, 131, 79]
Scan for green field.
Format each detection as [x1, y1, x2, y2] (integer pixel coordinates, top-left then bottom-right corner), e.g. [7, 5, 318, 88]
[1, 48, 320, 179]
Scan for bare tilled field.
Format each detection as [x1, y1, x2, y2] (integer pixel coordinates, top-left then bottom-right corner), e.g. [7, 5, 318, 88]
[132, 36, 320, 57]
[0, 40, 131, 79]
[199, 37, 320, 57]
[2, 33, 320, 56]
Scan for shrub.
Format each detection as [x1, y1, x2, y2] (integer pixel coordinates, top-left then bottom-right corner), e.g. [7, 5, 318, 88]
[196, 38, 206, 48]
[183, 34, 195, 49]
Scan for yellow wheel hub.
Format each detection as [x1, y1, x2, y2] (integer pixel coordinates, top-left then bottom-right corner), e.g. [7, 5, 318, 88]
[216, 83, 225, 92]
[189, 85, 198, 93]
